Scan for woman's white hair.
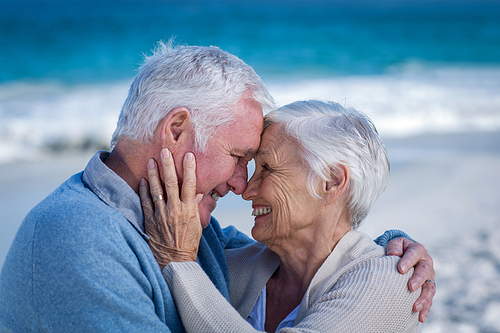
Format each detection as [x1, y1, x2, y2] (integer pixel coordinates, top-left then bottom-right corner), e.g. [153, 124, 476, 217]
[111, 40, 275, 151]
[265, 100, 390, 229]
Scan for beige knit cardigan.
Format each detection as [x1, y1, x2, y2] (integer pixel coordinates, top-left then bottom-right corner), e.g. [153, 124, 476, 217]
[164, 230, 421, 332]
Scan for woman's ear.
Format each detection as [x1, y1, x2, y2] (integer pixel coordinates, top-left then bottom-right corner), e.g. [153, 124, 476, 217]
[159, 107, 192, 148]
[324, 164, 350, 203]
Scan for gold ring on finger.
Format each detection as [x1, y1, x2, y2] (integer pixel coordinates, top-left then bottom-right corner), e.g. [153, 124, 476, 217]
[152, 195, 164, 203]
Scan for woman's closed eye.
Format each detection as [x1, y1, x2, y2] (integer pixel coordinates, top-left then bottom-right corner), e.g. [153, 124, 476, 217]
[261, 164, 272, 174]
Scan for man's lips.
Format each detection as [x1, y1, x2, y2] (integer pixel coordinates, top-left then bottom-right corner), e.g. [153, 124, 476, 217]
[209, 190, 220, 202]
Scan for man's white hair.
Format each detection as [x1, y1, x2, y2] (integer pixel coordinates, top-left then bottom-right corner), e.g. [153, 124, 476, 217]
[111, 41, 275, 151]
[265, 100, 390, 229]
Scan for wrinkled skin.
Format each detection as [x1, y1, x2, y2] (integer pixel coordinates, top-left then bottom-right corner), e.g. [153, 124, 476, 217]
[139, 149, 202, 269]
[388, 237, 436, 322]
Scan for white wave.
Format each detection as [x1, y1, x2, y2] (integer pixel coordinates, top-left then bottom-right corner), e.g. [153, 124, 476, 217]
[266, 64, 500, 138]
[1, 64, 499, 164]
[0, 80, 130, 163]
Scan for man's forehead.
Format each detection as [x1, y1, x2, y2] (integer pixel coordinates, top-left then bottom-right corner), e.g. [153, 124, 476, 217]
[226, 95, 264, 156]
[221, 126, 259, 158]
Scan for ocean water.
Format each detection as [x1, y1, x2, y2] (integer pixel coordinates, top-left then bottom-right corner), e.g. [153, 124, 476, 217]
[1, 0, 500, 163]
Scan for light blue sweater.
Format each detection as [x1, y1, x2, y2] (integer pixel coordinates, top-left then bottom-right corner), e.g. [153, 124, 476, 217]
[0, 152, 407, 332]
[0, 152, 253, 332]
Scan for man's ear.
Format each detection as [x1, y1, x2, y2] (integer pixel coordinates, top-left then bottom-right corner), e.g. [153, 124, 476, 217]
[159, 107, 192, 148]
[324, 164, 350, 203]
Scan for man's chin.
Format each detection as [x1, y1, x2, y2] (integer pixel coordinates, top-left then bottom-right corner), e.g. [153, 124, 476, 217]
[199, 196, 216, 229]
[200, 211, 212, 229]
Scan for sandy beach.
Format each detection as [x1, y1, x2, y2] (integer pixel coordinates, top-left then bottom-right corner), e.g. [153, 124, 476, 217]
[1, 131, 499, 332]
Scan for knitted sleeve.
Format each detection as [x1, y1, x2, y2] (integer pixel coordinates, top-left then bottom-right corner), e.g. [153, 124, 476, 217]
[163, 259, 421, 333]
[163, 262, 261, 333]
[374, 229, 413, 248]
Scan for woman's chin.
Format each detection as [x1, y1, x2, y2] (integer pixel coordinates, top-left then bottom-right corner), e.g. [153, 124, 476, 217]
[251, 214, 271, 242]
[250, 226, 262, 242]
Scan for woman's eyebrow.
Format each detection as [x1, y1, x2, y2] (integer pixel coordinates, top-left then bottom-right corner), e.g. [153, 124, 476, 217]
[255, 149, 271, 159]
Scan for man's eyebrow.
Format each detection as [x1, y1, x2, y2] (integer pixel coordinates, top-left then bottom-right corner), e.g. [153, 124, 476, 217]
[243, 148, 257, 158]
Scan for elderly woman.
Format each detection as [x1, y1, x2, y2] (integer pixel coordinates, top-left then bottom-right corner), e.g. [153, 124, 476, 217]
[141, 100, 424, 332]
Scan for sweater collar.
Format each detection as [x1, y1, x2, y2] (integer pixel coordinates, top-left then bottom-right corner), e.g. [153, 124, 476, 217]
[82, 151, 148, 240]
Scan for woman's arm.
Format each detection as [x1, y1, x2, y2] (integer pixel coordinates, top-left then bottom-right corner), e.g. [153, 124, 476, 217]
[163, 257, 420, 333]
[164, 261, 261, 333]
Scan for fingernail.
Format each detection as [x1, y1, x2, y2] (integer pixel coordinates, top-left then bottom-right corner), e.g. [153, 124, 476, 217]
[421, 313, 428, 322]
[195, 193, 203, 204]
[410, 280, 418, 291]
[140, 178, 146, 186]
[400, 263, 408, 273]
[186, 152, 194, 161]
[148, 159, 155, 169]
[415, 302, 423, 312]
[162, 148, 171, 159]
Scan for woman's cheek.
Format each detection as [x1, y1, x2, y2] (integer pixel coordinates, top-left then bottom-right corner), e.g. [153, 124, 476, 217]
[272, 179, 296, 239]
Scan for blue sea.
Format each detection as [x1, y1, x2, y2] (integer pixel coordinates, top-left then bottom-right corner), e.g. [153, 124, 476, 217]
[1, 0, 500, 163]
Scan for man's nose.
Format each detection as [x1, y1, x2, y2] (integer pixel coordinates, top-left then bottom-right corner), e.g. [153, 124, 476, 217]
[227, 163, 248, 195]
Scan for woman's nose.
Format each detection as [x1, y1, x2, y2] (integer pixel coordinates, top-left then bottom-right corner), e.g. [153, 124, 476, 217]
[242, 175, 259, 201]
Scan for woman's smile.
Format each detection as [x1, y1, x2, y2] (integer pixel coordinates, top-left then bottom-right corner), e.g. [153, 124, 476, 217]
[251, 206, 272, 217]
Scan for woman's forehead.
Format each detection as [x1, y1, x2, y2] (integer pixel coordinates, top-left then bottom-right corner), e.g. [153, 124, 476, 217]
[256, 125, 297, 162]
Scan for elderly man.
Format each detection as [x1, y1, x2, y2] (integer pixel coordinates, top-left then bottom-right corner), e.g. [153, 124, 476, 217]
[0, 42, 434, 332]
